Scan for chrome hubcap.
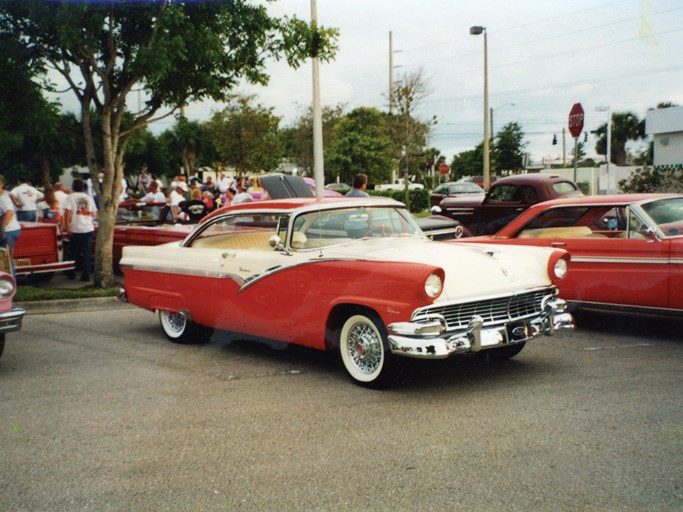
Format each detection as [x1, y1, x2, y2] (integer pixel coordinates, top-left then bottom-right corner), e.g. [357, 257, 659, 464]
[166, 312, 185, 333]
[347, 322, 382, 374]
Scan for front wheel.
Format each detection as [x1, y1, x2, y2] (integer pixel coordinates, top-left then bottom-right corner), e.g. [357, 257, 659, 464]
[159, 310, 212, 344]
[339, 313, 399, 389]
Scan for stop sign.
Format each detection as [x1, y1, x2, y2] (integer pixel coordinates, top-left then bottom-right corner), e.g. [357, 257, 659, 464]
[438, 163, 450, 175]
[568, 103, 584, 138]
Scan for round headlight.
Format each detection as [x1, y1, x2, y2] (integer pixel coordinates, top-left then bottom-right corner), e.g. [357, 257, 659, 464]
[553, 258, 568, 279]
[0, 278, 15, 298]
[424, 272, 443, 299]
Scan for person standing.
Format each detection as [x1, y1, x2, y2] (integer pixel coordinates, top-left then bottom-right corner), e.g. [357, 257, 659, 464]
[37, 187, 61, 223]
[231, 181, 254, 205]
[11, 176, 43, 221]
[64, 178, 97, 282]
[346, 173, 369, 197]
[53, 182, 70, 217]
[0, 175, 22, 258]
[169, 184, 187, 222]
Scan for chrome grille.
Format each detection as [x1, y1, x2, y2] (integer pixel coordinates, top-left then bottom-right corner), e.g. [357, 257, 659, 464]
[415, 289, 551, 329]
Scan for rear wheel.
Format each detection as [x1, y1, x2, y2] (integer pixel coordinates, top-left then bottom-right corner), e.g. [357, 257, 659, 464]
[339, 313, 399, 389]
[159, 310, 212, 344]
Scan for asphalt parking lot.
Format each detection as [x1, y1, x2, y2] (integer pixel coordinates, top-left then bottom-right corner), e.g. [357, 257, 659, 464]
[1, 301, 682, 511]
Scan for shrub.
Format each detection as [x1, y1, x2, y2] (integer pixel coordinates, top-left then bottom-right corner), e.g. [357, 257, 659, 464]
[368, 188, 430, 213]
[618, 165, 683, 193]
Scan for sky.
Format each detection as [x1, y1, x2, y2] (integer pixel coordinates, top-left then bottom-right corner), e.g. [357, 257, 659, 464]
[55, 0, 683, 165]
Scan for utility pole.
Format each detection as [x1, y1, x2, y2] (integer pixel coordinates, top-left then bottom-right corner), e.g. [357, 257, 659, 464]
[310, 0, 324, 199]
[389, 31, 394, 114]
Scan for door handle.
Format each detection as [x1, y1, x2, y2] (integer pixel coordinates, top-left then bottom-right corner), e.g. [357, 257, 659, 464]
[222, 252, 236, 259]
[550, 242, 567, 247]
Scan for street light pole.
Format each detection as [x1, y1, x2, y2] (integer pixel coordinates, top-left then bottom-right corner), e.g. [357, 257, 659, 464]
[470, 25, 489, 190]
[490, 103, 515, 141]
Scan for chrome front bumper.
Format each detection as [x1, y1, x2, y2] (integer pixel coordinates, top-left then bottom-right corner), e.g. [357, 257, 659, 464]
[0, 307, 26, 334]
[387, 298, 574, 359]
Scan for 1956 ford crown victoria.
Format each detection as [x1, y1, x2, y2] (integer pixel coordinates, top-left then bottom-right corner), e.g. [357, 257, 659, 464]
[119, 197, 574, 388]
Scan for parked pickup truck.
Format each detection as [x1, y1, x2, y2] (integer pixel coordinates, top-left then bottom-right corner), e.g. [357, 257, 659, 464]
[432, 174, 583, 236]
[375, 179, 424, 191]
[14, 222, 75, 279]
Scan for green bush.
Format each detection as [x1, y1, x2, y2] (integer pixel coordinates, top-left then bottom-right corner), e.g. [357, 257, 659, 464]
[618, 165, 683, 193]
[369, 188, 430, 213]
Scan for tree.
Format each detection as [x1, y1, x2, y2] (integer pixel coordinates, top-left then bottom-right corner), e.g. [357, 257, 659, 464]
[281, 103, 345, 179]
[0, 0, 337, 287]
[492, 121, 527, 172]
[326, 107, 393, 186]
[388, 69, 433, 203]
[207, 94, 283, 175]
[451, 143, 484, 178]
[594, 111, 645, 166]
[0, 33, 81, 186]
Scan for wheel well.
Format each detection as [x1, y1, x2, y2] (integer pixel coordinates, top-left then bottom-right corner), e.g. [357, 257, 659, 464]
[325, 304, 380, 351]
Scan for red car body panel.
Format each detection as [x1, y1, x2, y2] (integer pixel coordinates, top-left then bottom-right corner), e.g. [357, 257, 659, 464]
[459, 193, 683, 313]
[13, 222, 74, 276]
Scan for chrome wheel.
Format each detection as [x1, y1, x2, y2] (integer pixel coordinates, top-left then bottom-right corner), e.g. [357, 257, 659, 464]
[158, 310, 212, 344]
[159, 310, 187, 340]
[339, 314, 397, 388]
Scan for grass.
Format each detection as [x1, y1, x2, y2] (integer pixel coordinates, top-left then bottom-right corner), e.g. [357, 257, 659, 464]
[15, 285, 119, 302]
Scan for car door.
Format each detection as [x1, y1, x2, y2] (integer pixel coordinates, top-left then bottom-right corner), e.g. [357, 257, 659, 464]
[184, 213, 302, 340]
[667, 238, 683, 310]
[506, 206, 671, 309]
[476, 184, 527, 234]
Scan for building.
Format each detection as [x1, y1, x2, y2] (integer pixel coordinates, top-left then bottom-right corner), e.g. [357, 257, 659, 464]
[645, 106, 683, 167]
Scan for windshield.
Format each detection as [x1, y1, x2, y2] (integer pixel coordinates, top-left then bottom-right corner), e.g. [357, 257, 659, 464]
[641, 197, 683, 237]
[291, 206, 423, 250]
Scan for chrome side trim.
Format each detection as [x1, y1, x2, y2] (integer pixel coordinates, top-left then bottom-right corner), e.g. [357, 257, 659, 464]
[119, 263, 247, 286]
[572, 256, 670, 265]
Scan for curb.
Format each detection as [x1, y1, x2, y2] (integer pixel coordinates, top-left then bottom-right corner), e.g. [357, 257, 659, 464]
[16, 296, 135, 315]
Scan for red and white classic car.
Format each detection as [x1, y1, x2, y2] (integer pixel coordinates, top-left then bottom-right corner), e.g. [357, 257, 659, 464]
[456, 194, 683, 315]
[119, 197, 574, 388]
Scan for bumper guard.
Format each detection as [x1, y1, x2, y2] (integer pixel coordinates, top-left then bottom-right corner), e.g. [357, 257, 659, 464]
[387, 298, 574, 359]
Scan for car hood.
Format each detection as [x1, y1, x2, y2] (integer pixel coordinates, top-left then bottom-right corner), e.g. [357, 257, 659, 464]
[319, 237, 555, 302]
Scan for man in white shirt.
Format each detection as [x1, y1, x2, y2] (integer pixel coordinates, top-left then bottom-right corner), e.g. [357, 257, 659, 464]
[0, 175, 22, 257]
[216, 173, 231, 195]
[64, 178, 97, 282]
[11, 176, 43, 222]
[169, 184, 187, 222]
[142, 181, 167, 220]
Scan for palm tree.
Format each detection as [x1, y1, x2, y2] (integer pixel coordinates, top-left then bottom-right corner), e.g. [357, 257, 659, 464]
[594, 111, 645, 166]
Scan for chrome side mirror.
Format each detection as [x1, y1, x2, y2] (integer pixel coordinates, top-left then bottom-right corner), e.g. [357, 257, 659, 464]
[269, 234, 284, 251]
[430, 205, 442, 215]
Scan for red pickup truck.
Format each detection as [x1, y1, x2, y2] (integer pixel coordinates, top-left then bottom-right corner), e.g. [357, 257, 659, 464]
[433, 174, 583, 236]
[13, 222, 75, 279]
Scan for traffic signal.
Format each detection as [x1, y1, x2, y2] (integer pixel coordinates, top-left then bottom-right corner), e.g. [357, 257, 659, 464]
[552, 134, 558, 145]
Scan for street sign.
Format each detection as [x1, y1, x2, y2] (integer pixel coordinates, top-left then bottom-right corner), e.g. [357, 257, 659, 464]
[438, 163, 450, 175]
[568, 103, 584, 138]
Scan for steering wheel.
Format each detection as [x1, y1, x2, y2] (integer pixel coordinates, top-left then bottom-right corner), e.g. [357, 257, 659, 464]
[365, 224, 394, 237]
